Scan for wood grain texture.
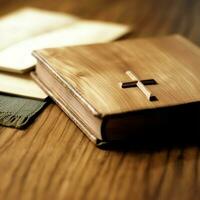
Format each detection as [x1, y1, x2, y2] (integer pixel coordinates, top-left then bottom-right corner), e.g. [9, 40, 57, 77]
[34, 35, 200, 116]
[1, 0, 200, 200]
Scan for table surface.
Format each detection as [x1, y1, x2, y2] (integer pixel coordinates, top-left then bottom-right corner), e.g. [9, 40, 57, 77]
[1, 0, 200, 199]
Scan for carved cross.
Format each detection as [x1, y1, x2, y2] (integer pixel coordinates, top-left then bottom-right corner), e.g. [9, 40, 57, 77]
[121, 70, 157, 101]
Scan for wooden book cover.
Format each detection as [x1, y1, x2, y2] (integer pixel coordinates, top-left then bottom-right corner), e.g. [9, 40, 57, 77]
[32, 35, 200, 145]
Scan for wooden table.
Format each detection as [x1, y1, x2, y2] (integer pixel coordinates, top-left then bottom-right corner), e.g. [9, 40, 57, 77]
[1, 0, 200, 199]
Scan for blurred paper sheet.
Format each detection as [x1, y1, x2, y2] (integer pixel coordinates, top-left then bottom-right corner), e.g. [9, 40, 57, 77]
[0, 8, 131, 73]
[0, 72, 47, 99]
[0, 7, 77, 50]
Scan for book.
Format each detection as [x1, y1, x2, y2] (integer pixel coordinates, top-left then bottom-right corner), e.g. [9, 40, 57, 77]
[0, 7, 131, 74]
[0, 7, 130, 99]
[32, 35, 200, 145]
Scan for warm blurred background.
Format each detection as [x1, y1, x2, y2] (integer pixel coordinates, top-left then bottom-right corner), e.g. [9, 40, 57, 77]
[0, 1, 200, 200]
[1, 0, 200, 44]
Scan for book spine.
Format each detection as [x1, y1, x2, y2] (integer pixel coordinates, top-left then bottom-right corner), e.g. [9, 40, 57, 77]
[32, 51, 102, 118]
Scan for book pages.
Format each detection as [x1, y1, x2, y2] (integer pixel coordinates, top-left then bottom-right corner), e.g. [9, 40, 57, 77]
[0, 8, 131, 73]
[0, 7, 77, 50]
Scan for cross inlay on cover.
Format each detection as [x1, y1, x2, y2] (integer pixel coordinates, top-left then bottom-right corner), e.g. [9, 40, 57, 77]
[121, 70, 157, 101]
